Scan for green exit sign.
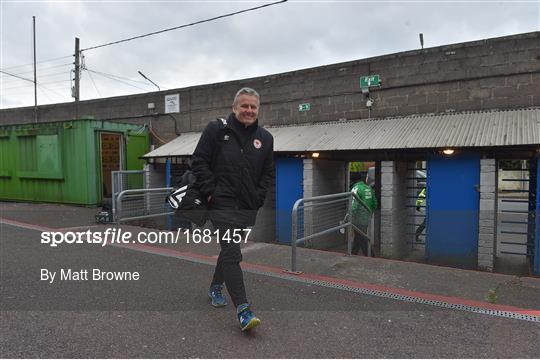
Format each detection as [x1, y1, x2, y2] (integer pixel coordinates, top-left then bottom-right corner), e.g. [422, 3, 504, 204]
[360, 75, 381, 88]
[298, 103, 311, 112]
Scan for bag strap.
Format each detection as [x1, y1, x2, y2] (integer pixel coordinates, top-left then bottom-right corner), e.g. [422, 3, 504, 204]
[209, 118, 227, 170]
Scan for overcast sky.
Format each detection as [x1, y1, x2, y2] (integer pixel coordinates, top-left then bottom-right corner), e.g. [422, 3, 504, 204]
[1, 0, 538, 109]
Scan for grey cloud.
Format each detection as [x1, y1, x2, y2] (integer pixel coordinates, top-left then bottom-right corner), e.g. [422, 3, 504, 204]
[1, 0, 538, 108]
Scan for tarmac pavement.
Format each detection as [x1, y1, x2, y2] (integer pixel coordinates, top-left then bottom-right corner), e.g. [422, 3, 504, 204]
[1, 201, 539, 358]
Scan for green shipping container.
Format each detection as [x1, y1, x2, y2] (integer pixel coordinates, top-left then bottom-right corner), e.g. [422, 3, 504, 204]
[0, 119, 149, 205]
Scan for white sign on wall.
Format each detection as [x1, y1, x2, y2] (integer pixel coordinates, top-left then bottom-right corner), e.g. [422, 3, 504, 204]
[164, 94, 180, 113]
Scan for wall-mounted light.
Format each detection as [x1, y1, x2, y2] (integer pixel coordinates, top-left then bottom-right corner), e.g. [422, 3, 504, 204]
[366, 98, 374, 108]
[312, 152, 320, 158]
[442, 149, 455, 155]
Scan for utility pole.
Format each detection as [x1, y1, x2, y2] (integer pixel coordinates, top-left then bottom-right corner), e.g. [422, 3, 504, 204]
[33, 16, 37, 123]
[73, 37, 80, 101]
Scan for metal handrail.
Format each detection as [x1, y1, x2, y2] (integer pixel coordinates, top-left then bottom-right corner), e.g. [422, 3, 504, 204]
[116, 187, 174, 225]
[290, 191, 374, 273]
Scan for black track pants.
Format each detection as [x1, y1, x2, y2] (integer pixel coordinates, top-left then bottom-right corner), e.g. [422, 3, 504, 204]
[210, 223, 248, 307]
[352, 223, 370, 256]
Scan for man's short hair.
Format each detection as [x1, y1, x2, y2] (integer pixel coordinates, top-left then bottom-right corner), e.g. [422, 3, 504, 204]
[233, 87, 260, 106]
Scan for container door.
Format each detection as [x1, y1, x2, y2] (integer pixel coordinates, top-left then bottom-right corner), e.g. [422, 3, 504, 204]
[126, 133, 149, 189]
[426, 153, 480, 268]
[100, 133, 122, 198]
[276, 158, 303, 244]
[126, 134, 149, 170]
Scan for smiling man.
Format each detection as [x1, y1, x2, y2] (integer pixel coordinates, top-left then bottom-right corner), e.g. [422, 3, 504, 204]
[191, 87, 275, 331]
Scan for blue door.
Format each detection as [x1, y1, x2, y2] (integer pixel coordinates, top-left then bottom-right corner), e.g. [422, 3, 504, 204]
[276, 158, 303, 244]
[426, 153, 480, 268]
[534, 158, 540, 275]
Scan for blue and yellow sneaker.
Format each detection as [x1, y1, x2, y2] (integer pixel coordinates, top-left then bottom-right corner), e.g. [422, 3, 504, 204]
[237, 303, 261, 331]
[208, 284, 227, 307]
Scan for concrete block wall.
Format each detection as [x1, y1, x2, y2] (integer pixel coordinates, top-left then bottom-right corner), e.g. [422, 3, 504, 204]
[303, 159, 346, 198]
[380, 161, 409, 258]
[478, 158, 498, 271]
[303, 159, 347, 249]
[144, 163, 165, 189]
[1, 32, 539, 144]
[250, 172, 276, 243]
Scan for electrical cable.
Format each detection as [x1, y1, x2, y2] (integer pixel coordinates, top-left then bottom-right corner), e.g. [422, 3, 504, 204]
[36, 86, 54, 102]
[148, 126, 168, 145]
[3, 62, 73, 77]
[87, 69, 102, 97]
[165, 113, 180, 136]
[83, 68, 151, 91]
[2, 86, 70, 96]
[37, 84, 70, 100]
[0, 70, 34, 83]
[132, 124, 147, 136]
[31, 71, 70, 79]
[0, 55, 73, 71]
[80, 0, 287, 52]
[2, 71, 71, 85]
[3, 79, 71, 90]
[83, 66, 167, 88]
[0, 86, 71, 98]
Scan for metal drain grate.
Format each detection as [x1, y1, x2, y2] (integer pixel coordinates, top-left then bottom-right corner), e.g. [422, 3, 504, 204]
[245, 267, 540, 323]
[118, 244, 540, 323]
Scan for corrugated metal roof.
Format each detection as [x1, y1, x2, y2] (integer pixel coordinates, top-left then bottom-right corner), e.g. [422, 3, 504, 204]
[143, 108, 540, 158]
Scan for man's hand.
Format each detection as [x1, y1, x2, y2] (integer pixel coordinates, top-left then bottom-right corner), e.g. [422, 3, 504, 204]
[207, 195, 212, 203]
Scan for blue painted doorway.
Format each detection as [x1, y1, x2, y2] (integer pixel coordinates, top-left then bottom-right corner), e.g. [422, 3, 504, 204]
[426, 153, 480, 268]
[276, 158, 303, 244]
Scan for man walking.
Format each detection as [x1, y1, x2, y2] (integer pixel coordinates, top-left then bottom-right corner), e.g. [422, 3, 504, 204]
[191, 87, 274, 331]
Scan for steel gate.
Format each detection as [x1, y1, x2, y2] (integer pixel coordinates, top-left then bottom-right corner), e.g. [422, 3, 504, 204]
[496, 159, 534, 273]
[406, 161, 427, 257]
[116, 187, 174, 224]
[111, 170, 148, 221]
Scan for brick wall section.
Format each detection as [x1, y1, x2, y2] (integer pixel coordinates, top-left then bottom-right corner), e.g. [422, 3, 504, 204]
[478, 158, 498, 271]
[1, 32, 539, 143]
[303, 159, 347, 249]
[380, 161, 409, 258]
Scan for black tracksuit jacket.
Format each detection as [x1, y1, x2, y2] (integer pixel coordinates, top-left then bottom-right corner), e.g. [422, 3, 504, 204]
[191, 113, 275, 226]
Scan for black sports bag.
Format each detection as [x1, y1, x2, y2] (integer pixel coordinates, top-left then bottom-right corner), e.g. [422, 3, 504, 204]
[166, 170, 208, 226]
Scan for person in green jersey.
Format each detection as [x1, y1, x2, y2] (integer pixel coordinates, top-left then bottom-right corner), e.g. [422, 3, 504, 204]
[350, 181, 377, 256]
